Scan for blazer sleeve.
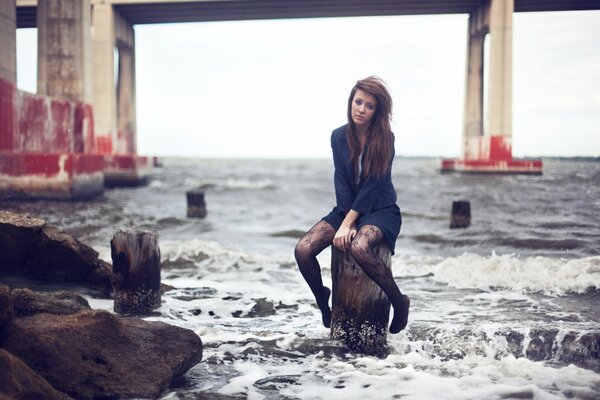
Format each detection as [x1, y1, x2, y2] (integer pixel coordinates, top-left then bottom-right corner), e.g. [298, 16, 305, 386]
[332, 132, 354, 212]
[350, 142, 395, 214]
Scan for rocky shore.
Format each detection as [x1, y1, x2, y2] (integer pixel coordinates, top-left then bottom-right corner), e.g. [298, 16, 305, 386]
[0, 211, 203, 399]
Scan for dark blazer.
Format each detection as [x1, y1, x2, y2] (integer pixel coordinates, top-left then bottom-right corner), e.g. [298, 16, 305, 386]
[331, 124, 397, 214]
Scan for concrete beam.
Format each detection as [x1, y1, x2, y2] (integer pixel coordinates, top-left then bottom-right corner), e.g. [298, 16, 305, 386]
[17, 0, 600, 27]
[0, 0, 17, 83]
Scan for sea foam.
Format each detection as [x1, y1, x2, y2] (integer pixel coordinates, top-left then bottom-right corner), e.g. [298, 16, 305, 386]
[393, 252, 600, 295]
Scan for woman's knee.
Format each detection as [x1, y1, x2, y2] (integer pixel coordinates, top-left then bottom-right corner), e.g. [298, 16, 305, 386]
[294, 239, 312, 264]
[349, 239, 368, 263]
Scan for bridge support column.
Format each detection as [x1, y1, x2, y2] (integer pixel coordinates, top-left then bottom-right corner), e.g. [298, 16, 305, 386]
[37, 0, 93, 103]
[0, 0, 103, 200]
[116, 30, 137, 155]
[0, 0, 17, 83]
[0, 0, 17, 153]
[92, 3, 117, 155]
[487, 0, 512, 144]
[442, 0, 542, 174]
[93, 4, 149, 186]
[462, 2, 486, 161]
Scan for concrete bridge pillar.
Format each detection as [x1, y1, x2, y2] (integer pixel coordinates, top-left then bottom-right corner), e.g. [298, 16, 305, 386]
[116, 27, 137, 154]
[36, 0, 93, 103]
[93, 4, 148, 185]
[463, 1, 488, 160]
[0, 0, 17, 155]
[0, 0, 17, 83]
[487, 0, 513, 140]
[93, 4, 137, 155]
[442, 0, 540, 173]
[91, 2, 117, 154]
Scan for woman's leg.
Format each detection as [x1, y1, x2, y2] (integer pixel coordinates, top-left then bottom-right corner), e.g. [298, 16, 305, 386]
[294, 220, 336, 327]
[350, 225, 410, 333]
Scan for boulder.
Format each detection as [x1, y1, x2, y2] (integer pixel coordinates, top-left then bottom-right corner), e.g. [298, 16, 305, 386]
[0, 349, 72, 400]
[12, 288, 91, 317]
[0, 285, 13, 343]
[3, 309, 203, 399]
[0, 211, 112, 293]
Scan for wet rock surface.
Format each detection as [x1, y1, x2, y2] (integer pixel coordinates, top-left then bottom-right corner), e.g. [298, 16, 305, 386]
[0, 211, 205, 399]
[3, 309, 203, 399]
[0, 211, 112, 293]
[0, 349, 72, 400]
[0, 285, 13, 343]
[12, 288, 91, 317]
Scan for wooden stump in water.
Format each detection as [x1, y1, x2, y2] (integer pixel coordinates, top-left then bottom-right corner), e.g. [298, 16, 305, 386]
[450, 200, 471, 229]
[330, 244, 391, 357]
[111, 228, 161, 314]
[186, 190, 207, 218]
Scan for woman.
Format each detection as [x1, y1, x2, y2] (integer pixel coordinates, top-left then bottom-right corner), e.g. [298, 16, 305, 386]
[294, 76, 409, 334]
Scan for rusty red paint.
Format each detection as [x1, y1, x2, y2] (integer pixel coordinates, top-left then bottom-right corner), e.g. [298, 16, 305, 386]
[95, 136, 113, 154]
[0, 77, 17, 151]
[49, 99, 73, 153]
[74, 103, 95, 153]
[74, 153, 104, 174]
[0, 152, 103, 177]
[489, 136, 512, 161]
[18, 91, 49, 152]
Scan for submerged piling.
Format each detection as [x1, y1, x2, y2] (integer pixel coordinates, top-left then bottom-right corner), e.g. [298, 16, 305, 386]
[330, 245, 391, 357]
[450, 200, 471, 229]
[111, 228, 161, 314]
[186, 190, 207, 218]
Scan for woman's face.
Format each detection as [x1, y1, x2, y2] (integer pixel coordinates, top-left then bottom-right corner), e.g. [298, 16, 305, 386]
[351, 89, 377, 128]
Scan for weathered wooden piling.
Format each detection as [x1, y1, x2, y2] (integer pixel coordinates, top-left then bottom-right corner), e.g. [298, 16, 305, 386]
[111, 228, 161, 314]
[330, 245, 391, 357]
[186, 190, 207, 218]
[450, 200, 471, 229]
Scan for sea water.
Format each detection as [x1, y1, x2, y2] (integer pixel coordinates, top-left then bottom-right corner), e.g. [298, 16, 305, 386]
[4, 158, 599, 399]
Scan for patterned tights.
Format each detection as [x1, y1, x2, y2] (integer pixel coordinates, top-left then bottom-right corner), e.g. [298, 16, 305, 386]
[294, 221, 408, 332]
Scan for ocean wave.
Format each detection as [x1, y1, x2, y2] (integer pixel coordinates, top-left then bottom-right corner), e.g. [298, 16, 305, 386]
[393, 253, 600, 295]
[189, 178, 277, 191]
[160, 238, 293, 268]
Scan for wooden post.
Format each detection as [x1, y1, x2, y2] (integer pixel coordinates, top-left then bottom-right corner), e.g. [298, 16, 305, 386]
[330, 244, 391, 357]
[186, 190, 207, 218]
[450, 200, 471, 228]
[111, 228, 161, 314]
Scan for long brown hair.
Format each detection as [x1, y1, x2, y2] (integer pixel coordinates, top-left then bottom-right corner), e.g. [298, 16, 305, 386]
[346, 76, 393, 178]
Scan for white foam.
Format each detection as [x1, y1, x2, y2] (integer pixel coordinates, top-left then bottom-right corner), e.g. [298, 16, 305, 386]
[393, 252, 600, 295]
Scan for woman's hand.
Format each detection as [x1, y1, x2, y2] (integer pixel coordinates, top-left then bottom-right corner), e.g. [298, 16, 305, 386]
[333, 225, 357, 252]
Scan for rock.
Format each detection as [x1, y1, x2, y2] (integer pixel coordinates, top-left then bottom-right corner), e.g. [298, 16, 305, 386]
[0, 284, 13, 343]
[557, 332, 600, 372]
[0, 211, 111, 293]
[12, 288, 91, 317]
[246, 298, 276, 318]
[3, 309, 203, 399]
[0, 349, 72, 400]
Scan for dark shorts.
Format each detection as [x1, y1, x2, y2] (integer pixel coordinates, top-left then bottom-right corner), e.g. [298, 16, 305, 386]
[322, 204, 402, 254]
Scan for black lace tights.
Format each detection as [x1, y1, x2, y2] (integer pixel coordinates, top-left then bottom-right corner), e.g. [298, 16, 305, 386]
[295, 222, 408, 332]
[294, 220, 335, 327]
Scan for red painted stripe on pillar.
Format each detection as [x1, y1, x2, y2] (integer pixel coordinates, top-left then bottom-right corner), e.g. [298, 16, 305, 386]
[0, 78, 17, 151]
[18, 91, 49, 152]
[49, 99, 73, 153]
[489, 136, 512, 161]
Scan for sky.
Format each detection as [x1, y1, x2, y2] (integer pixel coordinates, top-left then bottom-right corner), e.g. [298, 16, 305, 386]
[16, 10, 600, 158]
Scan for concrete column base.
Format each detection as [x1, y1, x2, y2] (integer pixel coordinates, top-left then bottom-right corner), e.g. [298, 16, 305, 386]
[441, 135, 542, 174]
[0, 152, 104, 199]
[103, 154, 151, 187]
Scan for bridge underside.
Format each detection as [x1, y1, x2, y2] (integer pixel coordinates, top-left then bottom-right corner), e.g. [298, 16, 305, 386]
[16, 0, 600, 27]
